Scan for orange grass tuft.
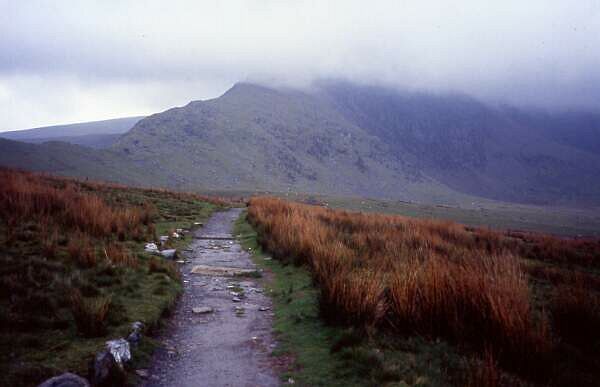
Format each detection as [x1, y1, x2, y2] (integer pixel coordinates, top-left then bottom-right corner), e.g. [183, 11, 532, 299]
[0, 168, 146, 239]
[247, 197, 562, 380]
[105, 242, 139, 268]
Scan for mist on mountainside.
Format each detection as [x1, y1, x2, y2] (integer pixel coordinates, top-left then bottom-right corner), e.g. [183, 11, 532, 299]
[2, 81, 599, 207]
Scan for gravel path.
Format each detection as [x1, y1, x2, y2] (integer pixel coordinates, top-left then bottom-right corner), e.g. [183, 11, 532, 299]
[141, 208, 279, 387]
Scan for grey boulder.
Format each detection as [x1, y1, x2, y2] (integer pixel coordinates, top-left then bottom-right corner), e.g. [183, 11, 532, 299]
[38, 373, 89, 387]
[89, 350, 126, 387]
[160, 249, 177, 259]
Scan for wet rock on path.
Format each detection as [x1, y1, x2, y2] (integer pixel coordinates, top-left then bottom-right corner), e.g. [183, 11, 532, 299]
[142, 208, 279, 387]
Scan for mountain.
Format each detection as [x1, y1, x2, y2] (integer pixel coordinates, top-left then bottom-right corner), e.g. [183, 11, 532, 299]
[1, 82, 600, 206]
[0, 138, 157, 186]
[0, 116, 143, 148]
[112, 83, 466, 203]
[319, 81, 600, 205]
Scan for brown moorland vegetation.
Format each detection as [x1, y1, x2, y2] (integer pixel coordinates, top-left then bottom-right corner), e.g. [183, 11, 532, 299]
[247, 197, 600, 386]
[0, 168, 224, 386]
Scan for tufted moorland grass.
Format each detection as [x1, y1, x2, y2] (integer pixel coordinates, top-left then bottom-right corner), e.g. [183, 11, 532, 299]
[246, 197, 600, 386]
[0, 168, 225, 386]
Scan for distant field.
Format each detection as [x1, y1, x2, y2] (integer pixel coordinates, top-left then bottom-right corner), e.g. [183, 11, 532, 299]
[322, 196, 600, 237]
[198, 189, 600, 237]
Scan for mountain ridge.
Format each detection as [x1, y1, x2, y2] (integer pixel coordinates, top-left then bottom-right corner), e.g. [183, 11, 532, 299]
[0, 116, 144, 148]
[1, 81, 599, 207]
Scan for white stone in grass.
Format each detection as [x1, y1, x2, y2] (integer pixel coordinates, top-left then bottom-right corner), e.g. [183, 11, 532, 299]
[171, 232, 181, 239]
[160, 249, 176, 259]
[159, 235, 169, 243]
[106, 338, 131, 365]
[144, 243, 159, 253]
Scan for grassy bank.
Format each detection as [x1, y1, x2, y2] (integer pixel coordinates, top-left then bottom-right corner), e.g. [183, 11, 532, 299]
[245, 197, 600, 386]
[0, 169, 226, 386]
[235, 211, 469, 387]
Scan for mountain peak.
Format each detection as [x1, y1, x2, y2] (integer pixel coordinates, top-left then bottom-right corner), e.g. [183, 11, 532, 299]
[221, 82, 278, 98]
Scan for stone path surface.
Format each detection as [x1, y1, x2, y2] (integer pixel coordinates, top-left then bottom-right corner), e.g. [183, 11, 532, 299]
[142, 208, 279, 387]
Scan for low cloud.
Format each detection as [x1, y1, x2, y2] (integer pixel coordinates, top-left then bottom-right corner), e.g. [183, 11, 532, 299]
[1, 0, 599, 130]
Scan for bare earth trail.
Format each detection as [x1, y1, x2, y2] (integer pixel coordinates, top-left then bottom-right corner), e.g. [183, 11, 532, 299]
[142, 208, 280, 387]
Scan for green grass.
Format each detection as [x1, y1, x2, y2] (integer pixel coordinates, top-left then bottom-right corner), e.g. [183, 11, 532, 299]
[234, 211, 463, 387]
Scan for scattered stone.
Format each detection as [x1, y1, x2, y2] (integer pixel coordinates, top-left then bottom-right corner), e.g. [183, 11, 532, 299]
[232, 297, 242, 302]
[263, 257, 272, 261]
[193, 222, 203, 226]
[192, 307, 213, 314]
[176, 260, 185, 264]
[127, 321, 143, 344]
[211, 287, 221, 291]
[38, 372, 90, 387]
[135, 369, 149, 379]
[131, 321, 144, 332]
[90, 350, 126, 387]
[191, 264, 259, 277]
[144, 243, 159, 253]
[176, 228, 183, 233]
[127, 331, 140, 345]
[159, 235, 169, 243]
[288, 377, 295, 384]
[106, 338, 131, 365]
[230, 291, 242, 297]
[160, 249, 177, 259]
[259, 307, 270, 311]
[171, 232, 181, 239]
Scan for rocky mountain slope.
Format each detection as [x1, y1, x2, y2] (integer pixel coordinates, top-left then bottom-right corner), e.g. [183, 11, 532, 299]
[320, 81, 600, 205]
[112, 83, 463, 202]
[2, 82, 600, 206]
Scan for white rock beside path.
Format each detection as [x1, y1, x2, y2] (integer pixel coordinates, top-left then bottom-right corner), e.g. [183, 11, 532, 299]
[160, 249, 177, 259]
[145, 243, 159, 253]
[38, 372, 90, 387]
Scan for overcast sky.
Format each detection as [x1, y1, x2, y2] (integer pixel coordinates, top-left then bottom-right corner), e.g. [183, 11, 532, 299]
[1, 0, 599, 131]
